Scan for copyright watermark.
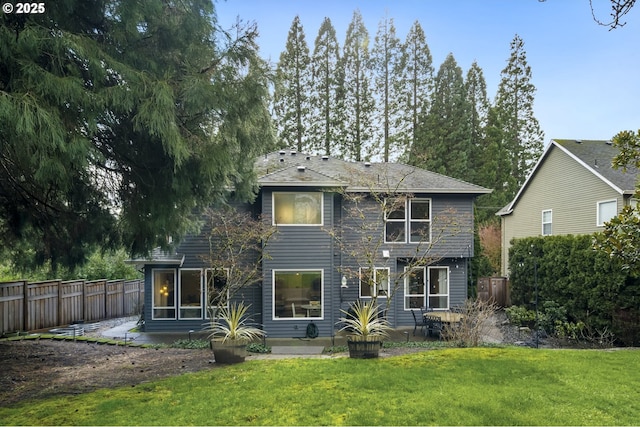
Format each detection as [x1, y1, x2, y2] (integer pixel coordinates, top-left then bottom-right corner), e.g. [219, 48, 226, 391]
[2, 3, 46, 14]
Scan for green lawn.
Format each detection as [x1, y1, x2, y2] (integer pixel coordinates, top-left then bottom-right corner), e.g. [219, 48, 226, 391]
[1, 347, 639, 426]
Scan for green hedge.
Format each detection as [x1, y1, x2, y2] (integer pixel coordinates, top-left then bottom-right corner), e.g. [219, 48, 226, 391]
[508, 235, 640, 346]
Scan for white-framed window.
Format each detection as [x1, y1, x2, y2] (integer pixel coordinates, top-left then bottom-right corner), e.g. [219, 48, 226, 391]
[404, 266, 449, 310]
[273, 192, 323, 226]
[542, 209, 552, 236]
[597, 199, 617, 226]
[205, 268, 229, 318]
[179, 269, 202, 320]
[359, 267, 390, 298]
[404, 267, 425, 309]
[273, 270, 323, 319]
[152, 268, 176, 320]
[385, 198, 431, 243]
[427, 267, 449, 310]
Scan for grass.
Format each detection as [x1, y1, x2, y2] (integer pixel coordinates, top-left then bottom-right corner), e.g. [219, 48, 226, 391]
[1, 347, 639, 425]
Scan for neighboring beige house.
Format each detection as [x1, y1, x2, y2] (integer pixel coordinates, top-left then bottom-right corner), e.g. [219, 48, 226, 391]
[497, 139, 639, 276]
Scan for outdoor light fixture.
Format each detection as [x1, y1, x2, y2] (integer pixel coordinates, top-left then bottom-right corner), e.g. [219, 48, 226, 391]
[341, 276, 348, 288]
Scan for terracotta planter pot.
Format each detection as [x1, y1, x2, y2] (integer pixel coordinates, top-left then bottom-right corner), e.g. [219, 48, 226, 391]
[347, 337, 383, 359]
[211, 340, 247, 364]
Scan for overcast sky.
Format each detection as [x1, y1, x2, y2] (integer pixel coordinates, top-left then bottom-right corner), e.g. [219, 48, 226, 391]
[216, 0, 640, 145]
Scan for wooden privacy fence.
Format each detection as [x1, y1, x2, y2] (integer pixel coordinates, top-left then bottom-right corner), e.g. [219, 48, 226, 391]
[0, 279, 144, 334]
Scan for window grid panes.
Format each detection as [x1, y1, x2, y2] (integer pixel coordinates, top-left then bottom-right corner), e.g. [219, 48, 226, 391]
[428, 267, 449, 310]
[359, 267, 390, 298]
[153, 269, 176, 319]
[542, 210, 552, 236]
[385, 198, 431, 243]
[404, 268, 425, 309]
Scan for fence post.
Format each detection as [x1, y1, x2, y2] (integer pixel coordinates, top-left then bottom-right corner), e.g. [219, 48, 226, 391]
[22, 280, 28, 332]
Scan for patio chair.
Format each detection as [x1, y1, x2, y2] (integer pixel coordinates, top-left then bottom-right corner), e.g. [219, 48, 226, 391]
[425, 315, 444, 339]
[291, 303, 305, 318]
[411, 309, 428, 336]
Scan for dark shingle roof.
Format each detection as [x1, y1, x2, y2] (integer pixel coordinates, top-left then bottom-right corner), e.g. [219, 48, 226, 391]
[256, 151, 491, 194]
[554, 139, 638, 192]
[497, 139, 639, 216]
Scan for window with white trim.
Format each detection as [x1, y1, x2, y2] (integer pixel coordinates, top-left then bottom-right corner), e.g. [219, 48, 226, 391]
[273, 192, 323, 225]
[179, 269, 202, 319]
[542, 209, 552, 236]
[597, 200, 617, 226]
[428, 267, 449, 310]
[404, 267, 425, 309]
[273, 270, 323, 319]
[152, 269, 176, 319]
[385, 198, 431, 243]
[359, 267, 390, 298]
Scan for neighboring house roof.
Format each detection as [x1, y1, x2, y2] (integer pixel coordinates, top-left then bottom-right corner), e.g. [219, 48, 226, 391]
[256, 150, 491, 195]
[126, 248, 185, 267]
[497, 139, 639, 216]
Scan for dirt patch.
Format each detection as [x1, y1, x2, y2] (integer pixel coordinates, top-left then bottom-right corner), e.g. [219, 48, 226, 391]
[0, 340, 215, 407]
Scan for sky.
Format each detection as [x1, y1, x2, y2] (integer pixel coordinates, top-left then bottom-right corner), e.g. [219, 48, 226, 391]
[215, 0, 640, 145]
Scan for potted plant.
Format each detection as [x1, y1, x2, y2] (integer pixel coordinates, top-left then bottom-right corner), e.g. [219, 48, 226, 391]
[205, 302, 265, 364]
[338, 300, 391, 358]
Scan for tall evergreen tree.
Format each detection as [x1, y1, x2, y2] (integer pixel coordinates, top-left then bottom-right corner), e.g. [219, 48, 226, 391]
[309, 17, 343, 156]
[494, 34, 545, 193]
[273, 16, 312, 152]
[411, 53, 472, 180]
[340, 10, 376, 161]
[397, 21, 434, 160]
[0, 0, 273, 269]
[465, 61, 490, 185]
[370, 14, 402, 162]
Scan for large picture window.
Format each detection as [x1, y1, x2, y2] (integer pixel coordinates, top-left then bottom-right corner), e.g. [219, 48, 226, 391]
[385, 198, 431, 243]
[273, 192, 323, 225]
[153, 269, 176, 319]
[360, 267, 390, 298]
[273, 270, 323, 319]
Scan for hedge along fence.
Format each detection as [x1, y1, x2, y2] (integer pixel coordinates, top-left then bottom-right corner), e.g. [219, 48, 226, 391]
[508, 235, 640, 345]
[0, 279, 143, 334]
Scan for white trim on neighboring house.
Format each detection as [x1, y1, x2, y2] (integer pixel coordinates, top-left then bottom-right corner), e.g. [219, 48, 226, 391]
[597, 199, 617, 226]
[498, 140, 627, 217]
[542, 209, 552, 236]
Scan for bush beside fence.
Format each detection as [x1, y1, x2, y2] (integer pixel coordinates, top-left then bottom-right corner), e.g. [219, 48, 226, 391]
[0, 279, 143, 334]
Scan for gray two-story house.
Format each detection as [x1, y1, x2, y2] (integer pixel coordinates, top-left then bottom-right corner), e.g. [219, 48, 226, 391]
[133, 151, 490, 338]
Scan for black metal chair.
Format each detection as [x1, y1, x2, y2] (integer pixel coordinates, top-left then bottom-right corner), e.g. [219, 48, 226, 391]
[411, 309, 428, 336]
[425, 315, 444, 339]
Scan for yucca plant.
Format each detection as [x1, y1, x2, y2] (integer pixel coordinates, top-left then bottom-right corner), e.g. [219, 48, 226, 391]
[339, 300, 391, 340]
[205, 302, 265, 344]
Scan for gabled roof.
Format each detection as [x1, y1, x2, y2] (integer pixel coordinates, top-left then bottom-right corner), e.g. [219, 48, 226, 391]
[497, 139, 639, 216]
[256, 150, 491, 195]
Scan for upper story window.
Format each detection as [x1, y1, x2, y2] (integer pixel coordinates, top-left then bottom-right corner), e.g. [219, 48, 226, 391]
[597, 199, 617, 226]
[542, 209, 552, 236]
[273, 192, 323, 226]
[385, 198, 431, 243]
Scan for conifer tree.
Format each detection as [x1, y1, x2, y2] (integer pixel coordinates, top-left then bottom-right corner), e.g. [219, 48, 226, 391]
[0, 0, 273, 269]
[397, 21, 434, 160]
[494, 34, 545, 194]
[411, 53, 471, 180]
[340, 10, 376, 161]
[370, 14, 402, 162]
[273, 16, 312, 152]
[309, 17, 343, 156]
